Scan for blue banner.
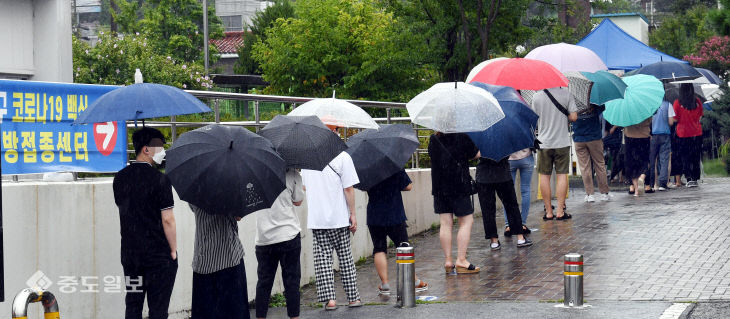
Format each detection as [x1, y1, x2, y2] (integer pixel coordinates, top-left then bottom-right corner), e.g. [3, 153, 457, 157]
[0, 80, 127, 174]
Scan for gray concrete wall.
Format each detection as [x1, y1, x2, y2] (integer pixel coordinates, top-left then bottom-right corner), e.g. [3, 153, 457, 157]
[0, 0, 72, 81]
[0, 168, 539, 318]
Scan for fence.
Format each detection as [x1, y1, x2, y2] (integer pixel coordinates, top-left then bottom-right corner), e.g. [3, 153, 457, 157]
[130, 90, 433, 168]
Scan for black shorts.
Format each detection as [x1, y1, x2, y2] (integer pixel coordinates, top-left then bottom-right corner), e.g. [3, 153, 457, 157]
[368, 223, 409, 255]
[433, 194, 474, 217]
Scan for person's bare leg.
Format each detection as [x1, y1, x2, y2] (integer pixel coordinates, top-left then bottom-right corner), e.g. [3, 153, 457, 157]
[631, 178, 639, 195]
[374, 252, 388, 285]
[455, 214, 474, 268]
[439, 213, 454, 268]
[540, 174, 553, 218]
[555, 174, 568, 217]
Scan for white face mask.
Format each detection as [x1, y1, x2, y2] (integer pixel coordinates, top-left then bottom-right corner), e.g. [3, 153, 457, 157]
[151, 147, 166, 165]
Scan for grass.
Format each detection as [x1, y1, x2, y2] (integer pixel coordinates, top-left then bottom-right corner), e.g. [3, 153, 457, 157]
[703, 158, 728, 177]
[355, 256, 369, 266]
[269, 293, 287, 307]
[416, 299, 447, 304]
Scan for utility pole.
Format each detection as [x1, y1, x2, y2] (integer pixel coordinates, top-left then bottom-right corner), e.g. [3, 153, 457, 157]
[203, 0, 209, 76]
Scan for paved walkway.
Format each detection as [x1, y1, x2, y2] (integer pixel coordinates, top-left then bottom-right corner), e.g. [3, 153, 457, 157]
[300, 177, 730, 306]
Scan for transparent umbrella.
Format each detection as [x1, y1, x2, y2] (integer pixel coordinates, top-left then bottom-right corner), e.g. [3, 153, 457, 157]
[288, 92, 379, 129]
[406, 82, 504, 133]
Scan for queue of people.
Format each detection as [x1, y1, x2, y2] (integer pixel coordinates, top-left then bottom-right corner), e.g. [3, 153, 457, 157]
[111, 83, 704, 318]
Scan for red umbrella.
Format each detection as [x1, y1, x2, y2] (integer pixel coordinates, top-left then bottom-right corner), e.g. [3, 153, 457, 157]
[468, 58, 570, 90]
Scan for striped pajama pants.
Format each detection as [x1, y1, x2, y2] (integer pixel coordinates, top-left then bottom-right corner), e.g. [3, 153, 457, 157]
[312, 227, 360, 303]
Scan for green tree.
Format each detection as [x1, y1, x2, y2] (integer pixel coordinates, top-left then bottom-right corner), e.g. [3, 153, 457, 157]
[709, 0, 730, 35]
[650, 5, 716, 59]
[252, 0, 437, 101]
[73, 33, 213, 89]
[112, 0, 224, 64]
[591, 0, 640, 13]
[235, 0, 296, 75]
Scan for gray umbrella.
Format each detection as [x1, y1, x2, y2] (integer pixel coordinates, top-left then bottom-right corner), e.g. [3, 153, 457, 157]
[345, 124, 419, 191]
[259, 115, 347, 170]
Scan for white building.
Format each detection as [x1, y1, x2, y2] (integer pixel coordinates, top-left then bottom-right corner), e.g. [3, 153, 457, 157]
[215, 0, 272, 31]
[591, 12, 650, 45]
[0, 0, 73, 82]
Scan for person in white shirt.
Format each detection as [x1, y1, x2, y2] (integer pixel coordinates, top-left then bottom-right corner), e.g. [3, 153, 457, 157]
[254, 169, 305, 319]
[301, 148, 362, 310]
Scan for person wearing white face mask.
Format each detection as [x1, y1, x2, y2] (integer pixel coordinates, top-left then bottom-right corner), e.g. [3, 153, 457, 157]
[113, 127, 178, 319]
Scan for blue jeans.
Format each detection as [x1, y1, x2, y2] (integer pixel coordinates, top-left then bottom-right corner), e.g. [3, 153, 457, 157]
[504, 154, 533, 226]
[648, 134, 671, 187]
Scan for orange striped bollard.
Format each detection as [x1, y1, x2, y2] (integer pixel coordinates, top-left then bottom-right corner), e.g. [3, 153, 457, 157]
[564, 253, 584, 307]
[396, 243, 416, 308]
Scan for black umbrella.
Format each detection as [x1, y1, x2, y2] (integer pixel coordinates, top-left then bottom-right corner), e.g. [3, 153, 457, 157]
[664, 83, 707, 103]
[166, 124, 286, 217]
[345, 124, 419, 191]
[259, 115, 347, 170]
[627, 61, 702, 82]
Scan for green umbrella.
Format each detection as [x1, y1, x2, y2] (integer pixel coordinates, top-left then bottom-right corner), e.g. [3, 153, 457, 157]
[580, 70, 628, 105]
[604, 74, 664, 127]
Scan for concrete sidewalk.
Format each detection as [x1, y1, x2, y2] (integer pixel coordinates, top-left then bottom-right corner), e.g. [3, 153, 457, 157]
[289, 177, 730, 317]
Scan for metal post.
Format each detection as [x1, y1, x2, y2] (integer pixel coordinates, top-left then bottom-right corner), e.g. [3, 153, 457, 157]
[214, 99, 220, 123]
[12, 288, 60, 318]
[203, 0, 209, 75]
[386, 108, 391, 124]
[396, 243, 416, 308]
[563, 253, 584, 307]
[171, 115, 177, 143]
[254, 101, 260, 132]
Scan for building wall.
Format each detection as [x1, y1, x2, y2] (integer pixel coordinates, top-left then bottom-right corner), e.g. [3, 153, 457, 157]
[215, 0, 271, 30]
[0, 0, 72, 82]
[608, 16, 650, 45]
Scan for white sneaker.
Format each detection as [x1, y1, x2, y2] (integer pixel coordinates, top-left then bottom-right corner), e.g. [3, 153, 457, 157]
[687, 181, 698, 188]
[584, 194, 596, 202]
[599, 193, 613, 201]
[656, 186, 667, 191]
[667, 183, 678, 189]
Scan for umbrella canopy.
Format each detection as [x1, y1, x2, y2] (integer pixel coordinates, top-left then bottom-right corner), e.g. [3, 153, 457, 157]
[75, 83, 211, 124]
[627, 61, 702, 82]
[287, 95, 379, 129]
[259, 115, 347, 170]
[465, 83, 539, 161]
[468, 58, 570, 90]
[524, 42, 608, 73]
[345, 124, 419, 191]
[665, 83, 723, 103]
[695, 68, 722, 85]
[166, 124, 286, 217]
[406, 82, 504, 133]
[581, 70, 628, 105]
[604, 74, 664, 127]
[465, 57, 509, 83]
[564, 72, 594, 111]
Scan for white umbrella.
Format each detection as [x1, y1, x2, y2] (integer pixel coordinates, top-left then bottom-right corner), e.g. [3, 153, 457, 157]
[465, 57, 509, 83]
[288, 92, 379, 129]
[406, 82, 504, 133]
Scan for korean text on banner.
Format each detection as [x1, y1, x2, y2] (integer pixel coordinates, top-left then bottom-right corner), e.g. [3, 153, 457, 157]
[0, 80, 126, 174]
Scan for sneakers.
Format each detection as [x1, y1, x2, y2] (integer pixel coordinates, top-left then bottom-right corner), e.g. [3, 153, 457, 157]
[378, 283, 391, 295]
[687, 180, 699, 188]
[517, 238, 533, 248]
[599, 193, 613, 201]
[668, 183, 679, 189]
[656, 185, 667, 191]
[490, 240, 501, 250]
[584, 194, 596, 202]
[415, 279, 429, 292]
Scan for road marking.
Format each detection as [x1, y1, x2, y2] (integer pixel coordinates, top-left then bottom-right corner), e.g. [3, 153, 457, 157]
[659, 303, 690, 319]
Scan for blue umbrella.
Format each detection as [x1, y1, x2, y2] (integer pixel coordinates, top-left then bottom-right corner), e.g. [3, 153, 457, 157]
[74, 83, 211, 124]
[580, 71, 627, 105]
[627, 62, 702, 82]
[695, 68, 722, 85]
[604, 75, 664, 127]
[466, 82, 539, 161]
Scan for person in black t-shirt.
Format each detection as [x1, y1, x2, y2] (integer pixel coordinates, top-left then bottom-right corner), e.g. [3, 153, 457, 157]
[366, 169, 428, 295]
[113, 127, 177, 319]
[428, 132, 481, 274]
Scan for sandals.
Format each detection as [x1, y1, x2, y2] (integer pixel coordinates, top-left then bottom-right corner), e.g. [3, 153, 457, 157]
[455, 264, 480, 274]
[377, 284, 391, 295]
[543, 213, 555, 220]
[556, 213, 572, 220]
[415, 279, 429, 292]
[324, 301, 338, 310]
[348, 300, 363, 308]
[444, 265, 455, 274]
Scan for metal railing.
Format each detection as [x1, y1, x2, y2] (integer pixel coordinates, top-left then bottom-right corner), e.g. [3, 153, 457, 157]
[128, 90, 433, 169]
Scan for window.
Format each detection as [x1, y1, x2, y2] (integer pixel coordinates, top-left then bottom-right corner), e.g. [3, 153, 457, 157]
[221, 15, 243, 32]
